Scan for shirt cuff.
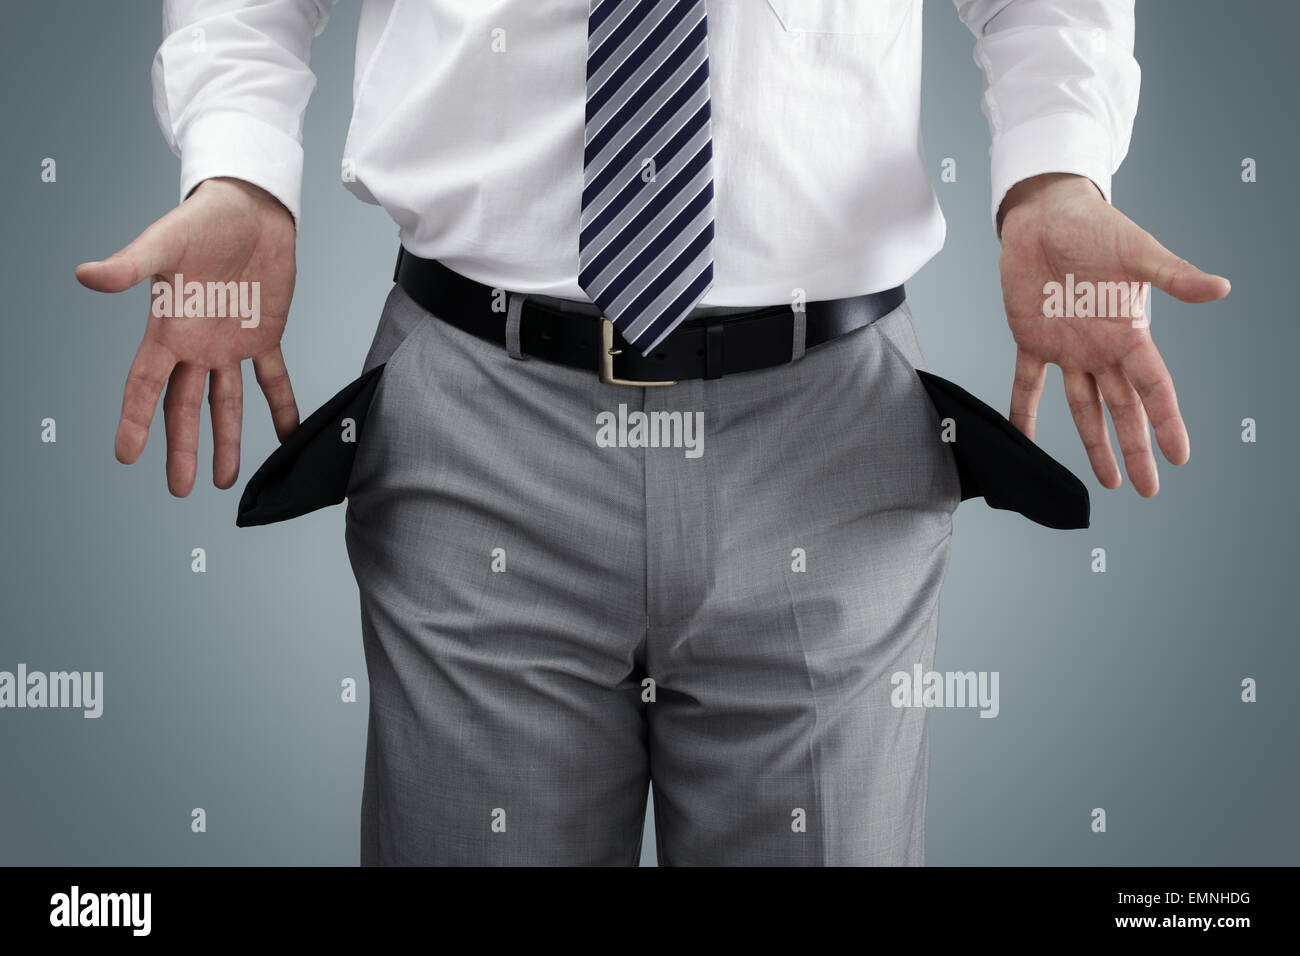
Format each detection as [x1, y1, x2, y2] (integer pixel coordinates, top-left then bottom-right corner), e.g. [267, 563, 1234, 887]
[989, 111, 1116, 237]
[176, 111, 304, 228]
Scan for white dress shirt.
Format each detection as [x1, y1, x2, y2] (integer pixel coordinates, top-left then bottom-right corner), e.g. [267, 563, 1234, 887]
[152, 0, 1139, 306]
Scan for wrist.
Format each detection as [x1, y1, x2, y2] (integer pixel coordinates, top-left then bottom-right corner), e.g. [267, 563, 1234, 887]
[190, 177, 295, 224]
[997, 173, 1103, 236]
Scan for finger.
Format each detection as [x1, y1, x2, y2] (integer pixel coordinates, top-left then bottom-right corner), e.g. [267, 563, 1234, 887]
[209, 365, 243, 490]
[1096, 367, 1158, 497]
[75, 210, 185, 293]
[1129, 229, 1230, 304]
[1121, 343, 1189, 466]
[163, 362, 207, 498]
[252, 346, 300, 442]
[1063, 370, 1121, 489]
[117, 339, 176, 465]
[1009, 349, 1047, 440]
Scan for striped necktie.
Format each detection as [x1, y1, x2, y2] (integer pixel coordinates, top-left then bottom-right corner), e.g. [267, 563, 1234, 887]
[579, 0, 716, 357]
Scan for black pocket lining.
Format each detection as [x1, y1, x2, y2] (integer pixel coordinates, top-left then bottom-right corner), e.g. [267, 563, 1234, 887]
[236, 359, 1089, 531]
[916, 369, 1090, 530]
[235, 363, 386, 527]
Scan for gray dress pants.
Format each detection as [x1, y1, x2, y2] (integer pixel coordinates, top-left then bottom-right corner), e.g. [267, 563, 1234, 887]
[343, 283, 961, 865]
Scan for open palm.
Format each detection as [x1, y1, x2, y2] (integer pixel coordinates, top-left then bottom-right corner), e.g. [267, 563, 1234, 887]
[998, 174, 1230, 497]
[76, 177, 300, 496]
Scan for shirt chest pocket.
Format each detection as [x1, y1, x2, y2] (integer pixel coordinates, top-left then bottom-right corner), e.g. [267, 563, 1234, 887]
[764, 0, 913, 36]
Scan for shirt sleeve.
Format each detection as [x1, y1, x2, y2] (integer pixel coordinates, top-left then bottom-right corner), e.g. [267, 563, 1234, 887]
[151, 0, 338, 227]
[952, 0, 1141, 233]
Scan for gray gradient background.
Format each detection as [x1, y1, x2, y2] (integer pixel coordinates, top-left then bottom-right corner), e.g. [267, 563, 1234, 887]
[0, 1, 1294, 866]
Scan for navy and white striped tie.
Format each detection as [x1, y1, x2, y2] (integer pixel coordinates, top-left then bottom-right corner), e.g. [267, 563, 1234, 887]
[579, 0, 716, 357]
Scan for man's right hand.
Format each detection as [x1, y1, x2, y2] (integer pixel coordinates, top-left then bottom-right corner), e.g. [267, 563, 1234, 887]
[76, 177, 300, 497]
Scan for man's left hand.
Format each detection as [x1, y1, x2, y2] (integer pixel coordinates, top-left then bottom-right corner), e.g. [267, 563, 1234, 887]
[997, 172, 1230, 497]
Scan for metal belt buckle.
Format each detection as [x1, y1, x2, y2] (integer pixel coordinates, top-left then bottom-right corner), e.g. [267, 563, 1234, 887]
[598, 318, 677, 387]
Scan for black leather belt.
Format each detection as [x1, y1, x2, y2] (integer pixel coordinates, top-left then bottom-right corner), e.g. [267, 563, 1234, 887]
[393, 246, 905, 385]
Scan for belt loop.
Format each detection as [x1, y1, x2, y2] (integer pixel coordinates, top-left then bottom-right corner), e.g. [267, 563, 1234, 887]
[506, 292, 529, 360]
[704, 323, 725, 380]
[790, 305, 807, 363]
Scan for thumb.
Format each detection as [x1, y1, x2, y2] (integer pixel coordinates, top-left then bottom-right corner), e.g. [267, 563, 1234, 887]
[75, 211, 182, 293]
[1131, 228, 1231, 304]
